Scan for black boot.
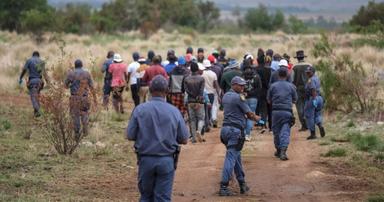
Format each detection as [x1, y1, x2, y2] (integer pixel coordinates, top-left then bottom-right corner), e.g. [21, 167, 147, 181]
[279, 147, 289, 161]
[274, 148, 280, 158]
[34, 109, 41, 117]
[219, 182, 233, 196]
[239, 181, 250, 194]
[319, 125, 325, 137]
[306, 131, 317, 140]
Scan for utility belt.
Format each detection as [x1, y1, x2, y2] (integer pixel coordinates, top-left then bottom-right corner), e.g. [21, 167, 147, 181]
[221, 123, 245, 151]
[271, 108, 296, 128]
[136, 146, 181, 170]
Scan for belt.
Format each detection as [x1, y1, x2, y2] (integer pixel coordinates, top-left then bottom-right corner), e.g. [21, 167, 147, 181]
[222, 123, 244, 130]
[272, 108, 292, 113]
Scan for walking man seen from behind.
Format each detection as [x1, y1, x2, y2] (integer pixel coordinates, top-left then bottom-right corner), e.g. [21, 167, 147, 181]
[101, 51, 114, 110]
[126, 75, 189, 202]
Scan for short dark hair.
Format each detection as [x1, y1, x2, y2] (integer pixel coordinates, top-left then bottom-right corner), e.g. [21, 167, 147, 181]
[198, 48, 204, 53]
[152, 55, 162, 64]
[190, 62, 199, 73]
[107, 51, 114, 58]
[32, 51, 40, 57]
[278, 67, 288, 78]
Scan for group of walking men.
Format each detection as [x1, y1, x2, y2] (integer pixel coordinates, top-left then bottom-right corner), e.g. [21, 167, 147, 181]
[19, 47, 326, 201]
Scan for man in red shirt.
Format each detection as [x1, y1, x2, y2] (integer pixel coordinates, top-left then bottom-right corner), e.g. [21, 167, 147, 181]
[108, 53, 128, 113]
[142, 55, 168, 84]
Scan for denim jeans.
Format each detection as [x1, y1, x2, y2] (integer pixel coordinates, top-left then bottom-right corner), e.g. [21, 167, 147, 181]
[245, 98, 258, 136]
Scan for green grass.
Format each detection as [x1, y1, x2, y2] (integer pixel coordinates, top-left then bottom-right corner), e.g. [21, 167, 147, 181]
[367, 193, 384, 202]
[350, 134, 383, 152]
[323, 147, 347, 157]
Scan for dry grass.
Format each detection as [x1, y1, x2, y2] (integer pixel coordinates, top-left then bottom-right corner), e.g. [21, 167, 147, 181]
[1, 30, 383, 92]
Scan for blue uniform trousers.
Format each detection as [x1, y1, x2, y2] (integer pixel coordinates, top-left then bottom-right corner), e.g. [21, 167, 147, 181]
[304, 100, 323, 132]
[138, 156, 175, 202]
[295, 91, 306, 128]
[245, 98, 258, 136]
[220, 126, 245, 184]
[271, 111, 292, 149]
[69, 96, 90, 136]
[102, 79, 112, 106]
[27, 78, 43, 112]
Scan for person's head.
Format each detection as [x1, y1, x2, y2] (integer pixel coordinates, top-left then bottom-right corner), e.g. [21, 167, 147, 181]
[197, 48, 204, 59]
[305, 66, 315, 77]
[212, 50, 219, 59]
[283, 53, 290, 63]
[167, 49, 176, 62]
[186, 47, 193, 54]
[190, 62, 199, 73]
[147, 50, 155, 60]
[149, 75, 169, 97]
[207, 54, 216, 64]
[273, 54, 281, 61]
[295, 50, 306, 61]
[74, 59, 83, 68]
[152, 55, 162, 65]
[257, 48, 265, 65]
[132, 52, 140, 61]
[107, 51, 114, 59]
[138, 57, 146, 64]
[185, 53, 193, 63]
[278, 67, 288, 79]
[220, 49, 226, 58]
[278, 59, 289, 68]
[113, 53, 123, 63]
[231, 76, 246, 93]
[32, 51, 40, 57]
[266, 49, 274, 57]
[178, 56, 186, 66]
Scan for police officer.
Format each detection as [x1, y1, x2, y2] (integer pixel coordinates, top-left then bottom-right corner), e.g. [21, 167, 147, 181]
[126, 75, 189, 202]
[65, 59, 97, 139]
[293, 50, 311, 131]
[267, 67, 298, 160]
[219, 76, 261, 196]
[19, 51, 50, 117]
[304, 66, 326, 140]
[101, 51, 114, 110]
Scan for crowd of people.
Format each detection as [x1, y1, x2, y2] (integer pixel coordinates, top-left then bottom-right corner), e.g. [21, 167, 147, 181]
[19, 47, 326, 200]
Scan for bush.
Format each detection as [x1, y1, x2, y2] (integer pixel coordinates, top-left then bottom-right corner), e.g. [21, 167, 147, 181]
[349, 133, 382, 152]
[367, 193, 384, 202]
[323, 148, 347, 157]
[349, 1, 384, 33]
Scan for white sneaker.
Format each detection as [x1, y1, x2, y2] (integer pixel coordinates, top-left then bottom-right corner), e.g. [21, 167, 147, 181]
[245, 135, 251, 141]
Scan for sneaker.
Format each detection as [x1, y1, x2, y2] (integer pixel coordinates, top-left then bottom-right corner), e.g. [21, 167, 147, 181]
[245, 135, 251, 141]
[260, 128, 266, 134]
[219, 185, 233, 196]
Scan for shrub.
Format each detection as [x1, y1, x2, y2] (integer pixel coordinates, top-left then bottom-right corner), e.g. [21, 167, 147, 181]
[367, 193, 384, 202]
[323, 148, 347, 157]
[350, 134, 382, 152]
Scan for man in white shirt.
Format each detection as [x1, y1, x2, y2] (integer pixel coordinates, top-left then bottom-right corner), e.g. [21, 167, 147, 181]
[127, 52, 141, 107]
[201, 59, 221, 129]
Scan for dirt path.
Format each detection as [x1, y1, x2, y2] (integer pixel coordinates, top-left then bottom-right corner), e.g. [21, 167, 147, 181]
[172, 127, 365, 202]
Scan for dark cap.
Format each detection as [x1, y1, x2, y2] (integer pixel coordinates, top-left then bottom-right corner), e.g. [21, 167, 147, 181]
[231, 76, 246, 85]
[75, 59, 83, 68]
[32, 51, 40, 57]
[186, 47, 193, 54]
[147, 50, 155, 59]
[305, 66, 315, 73]
[149, 75, 168, 93]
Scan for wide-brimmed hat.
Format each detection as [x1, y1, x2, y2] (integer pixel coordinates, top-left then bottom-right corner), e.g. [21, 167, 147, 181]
[231, 76, 246, 85]
[294, 50, 307, 58]
[203, 59, 211, 68]
[113, 53, 123, 62]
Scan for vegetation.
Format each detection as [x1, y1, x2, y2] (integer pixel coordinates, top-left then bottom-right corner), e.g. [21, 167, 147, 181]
[349, 1, 384, 33]
[323, 148, 347, 157]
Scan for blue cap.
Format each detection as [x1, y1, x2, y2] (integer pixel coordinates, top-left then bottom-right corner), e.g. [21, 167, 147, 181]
[231, 76, 246, 85]
[178, 56, 186, 65]
[149, 75, 168, 92]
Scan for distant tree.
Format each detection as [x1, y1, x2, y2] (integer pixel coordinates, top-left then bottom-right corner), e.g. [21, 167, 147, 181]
[20, 8, 55, 42]
[349, 1, 384, 33]
[244, 4, 271, 31]
[286, 15, 307, 34]
[272, 10, 285, 28]
[56, 4, 94, 34]
[197, 0, 220, 32]
[0, 0, 52, 32]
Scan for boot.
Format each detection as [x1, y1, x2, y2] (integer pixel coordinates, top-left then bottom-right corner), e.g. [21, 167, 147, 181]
[34, 109, 41, 117]
[219, 182, 233, 196]
[306, 131, 317, 140]
[319, 125, 325, 137]
[279, 147, 289, 161]
[274, 148, 280, 158]
[239, 182, 250, 194]
[299, 122, 308, 131]
[212, 120, 218, 128]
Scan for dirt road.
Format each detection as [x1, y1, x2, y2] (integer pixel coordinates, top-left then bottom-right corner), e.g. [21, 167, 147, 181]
[172, 127, 366, 202]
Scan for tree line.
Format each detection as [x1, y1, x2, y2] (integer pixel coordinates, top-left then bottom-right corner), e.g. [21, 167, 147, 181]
[0, 0, 383, 37]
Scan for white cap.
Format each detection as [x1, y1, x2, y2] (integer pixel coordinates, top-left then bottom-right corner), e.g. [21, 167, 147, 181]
[113, 53, 123, 62]
[278, 59, 288, 67]
[202, 59, 211, 68]
[246, 54, 254, 60]
[198, 63, 206, 71]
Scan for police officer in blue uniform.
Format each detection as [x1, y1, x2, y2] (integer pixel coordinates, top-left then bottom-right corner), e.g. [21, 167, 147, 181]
[219, 76, 261, 196]
[101, 51, 114, 110]
[267, 67, 298, 160]
[19, 51, 50, 117]
[126, 75, 189, 202]
[304, 66, 325, 140]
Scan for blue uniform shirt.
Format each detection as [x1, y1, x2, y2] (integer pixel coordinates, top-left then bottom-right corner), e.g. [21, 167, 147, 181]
[305, 74, 321, 99]
[164, 62, 177, 74]
[24, 56, 45, 81]
[222, 89, 252, 129]
[127, 97, 189, 156]
[267, 80, 298, 111]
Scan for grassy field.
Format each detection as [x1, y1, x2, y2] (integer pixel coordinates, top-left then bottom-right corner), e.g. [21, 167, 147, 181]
[0, 31, 384, 201]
